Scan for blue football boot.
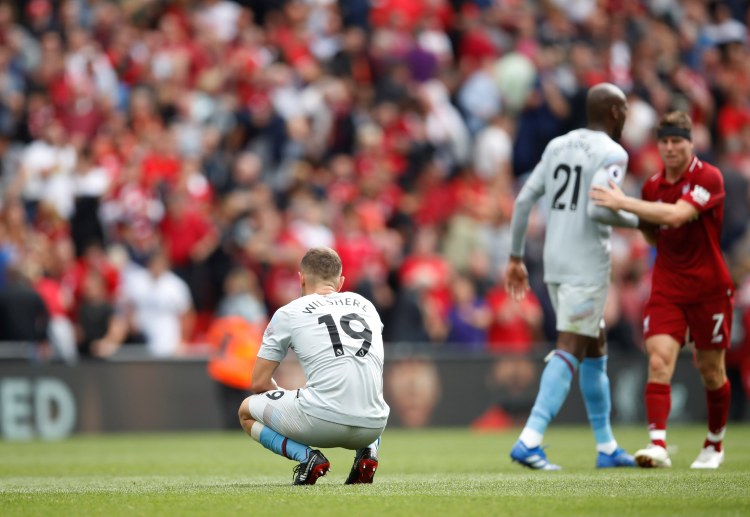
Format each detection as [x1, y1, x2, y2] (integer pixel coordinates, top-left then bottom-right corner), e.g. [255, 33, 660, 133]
[596, 447, 636, 468]
[510, 440, 562, 470]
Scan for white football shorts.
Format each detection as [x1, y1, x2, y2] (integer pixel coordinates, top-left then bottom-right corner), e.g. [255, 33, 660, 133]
[547, 283, 608, 338]
[247, 389, 384, 449]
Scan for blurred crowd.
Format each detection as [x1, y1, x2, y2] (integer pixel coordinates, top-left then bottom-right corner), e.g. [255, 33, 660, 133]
[0, 1, 749, 381]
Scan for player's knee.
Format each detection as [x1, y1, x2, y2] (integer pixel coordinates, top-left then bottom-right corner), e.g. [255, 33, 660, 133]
[697, 362, 725, 390]
[647, 352, 673, 381]
[238, 397, 251, 421]
[238, 410, 256, 435]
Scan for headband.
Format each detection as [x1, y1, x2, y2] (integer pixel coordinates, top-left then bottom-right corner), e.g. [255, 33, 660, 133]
[656, 125, 692, 141]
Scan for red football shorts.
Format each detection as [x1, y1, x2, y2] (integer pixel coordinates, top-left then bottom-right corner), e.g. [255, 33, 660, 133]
[643, 293, 734, 350]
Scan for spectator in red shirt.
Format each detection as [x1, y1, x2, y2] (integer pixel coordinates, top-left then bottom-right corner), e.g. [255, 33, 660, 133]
[486, 283, 543, 355]
[390, 225, 452, 344]
[33, 236, 77, 363]
[592, 111, 734, 470]
[141, 133, 182, 191]
[159, 189, 219, 311]
[70, 240, 120, 305]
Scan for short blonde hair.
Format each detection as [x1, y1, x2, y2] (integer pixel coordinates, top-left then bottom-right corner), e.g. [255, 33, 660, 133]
[300, 247, 342, 281]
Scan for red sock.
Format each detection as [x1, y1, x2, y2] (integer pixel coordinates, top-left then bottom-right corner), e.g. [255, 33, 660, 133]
[645, 382, 671, 448]
[704, 380, 731, 452]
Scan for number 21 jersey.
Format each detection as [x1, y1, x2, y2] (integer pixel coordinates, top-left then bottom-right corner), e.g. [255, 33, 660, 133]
[258, 291, 390, 428]
[520, 128, 629, 285]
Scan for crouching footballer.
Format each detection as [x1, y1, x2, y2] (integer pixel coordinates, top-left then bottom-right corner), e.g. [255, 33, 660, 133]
[238, 247, 389, 484]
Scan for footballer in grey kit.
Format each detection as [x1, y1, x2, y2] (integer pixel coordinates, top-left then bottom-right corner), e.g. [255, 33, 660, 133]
[238, 247, 388, 485]
[506, 83, 639, 471]
[259, 291, 389, 429]
[510, 128, 637, 287]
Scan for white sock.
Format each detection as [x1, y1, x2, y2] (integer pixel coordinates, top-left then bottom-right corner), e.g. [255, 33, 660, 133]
[596, 440, 618, 455]
[649, 429, 667, 445]
[250, 421, 265, 442]
[519, 428, 544, 448]
[367, 437, 381, 459]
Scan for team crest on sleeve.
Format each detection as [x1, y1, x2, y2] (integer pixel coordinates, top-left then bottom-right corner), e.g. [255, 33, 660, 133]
[607, 164, 623, 182]
[264, 325, 274, 338]
[690, 185, 711, 206]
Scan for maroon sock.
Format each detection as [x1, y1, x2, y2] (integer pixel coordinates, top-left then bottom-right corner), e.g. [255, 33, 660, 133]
[645, 382, 671, 448]
[704, 380, 731, 452]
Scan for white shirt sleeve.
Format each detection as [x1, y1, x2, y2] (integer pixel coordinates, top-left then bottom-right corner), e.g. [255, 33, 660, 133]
[257, 308, 292, 363]
[509, 158, 546, 257]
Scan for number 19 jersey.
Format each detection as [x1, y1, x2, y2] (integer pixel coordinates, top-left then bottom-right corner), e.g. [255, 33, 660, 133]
[518, 128, 629, 285]
[258, 291, 390, 429]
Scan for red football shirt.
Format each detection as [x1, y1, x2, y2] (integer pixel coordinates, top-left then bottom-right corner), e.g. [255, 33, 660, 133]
[642, 156, 733, 303]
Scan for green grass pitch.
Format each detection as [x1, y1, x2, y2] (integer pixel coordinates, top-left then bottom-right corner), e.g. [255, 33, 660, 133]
[2, 425, 749, 517]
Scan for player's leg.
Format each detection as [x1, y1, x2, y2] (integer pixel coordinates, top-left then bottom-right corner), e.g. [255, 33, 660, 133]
[688, 297, 732, 469]
[580, 327, 634, 467]
[634, 333, 681, 468]
[511, 334, 580, 469]
[345, 436, 381, 485]
[511, 283, 584, 470]
[691, 349, 729, 468]
[238, 390, 314, 463]
[633, 297, 685, 468]
[238, 390, 330, 485]
[278, 412, 383, 485]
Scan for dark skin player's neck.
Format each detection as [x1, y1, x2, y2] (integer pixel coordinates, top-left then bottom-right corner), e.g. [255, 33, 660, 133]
[587, 122, 615, 141]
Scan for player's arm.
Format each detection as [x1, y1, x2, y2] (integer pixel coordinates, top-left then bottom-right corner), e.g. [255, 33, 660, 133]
[251, 309, 291, 393]
[250, 358, 281, 393]
[509, 162, 546, 260]
[586, 164, 639, 228]
[591, 180, 699, 228]
[506, 162, 545, 300]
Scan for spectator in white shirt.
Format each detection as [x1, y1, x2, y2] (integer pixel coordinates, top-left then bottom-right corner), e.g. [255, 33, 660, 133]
[120, 248, 194, 357]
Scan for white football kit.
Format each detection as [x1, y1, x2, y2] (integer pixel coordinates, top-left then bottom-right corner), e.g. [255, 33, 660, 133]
[253, 291, 389, 436]
[510, 128, 638, 336]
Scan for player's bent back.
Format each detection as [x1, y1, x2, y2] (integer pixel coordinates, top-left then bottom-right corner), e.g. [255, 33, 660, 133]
[259, 291, 390, 429]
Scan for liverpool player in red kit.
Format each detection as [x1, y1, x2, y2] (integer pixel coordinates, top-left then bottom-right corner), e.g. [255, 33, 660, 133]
[591, 111, 733, 469]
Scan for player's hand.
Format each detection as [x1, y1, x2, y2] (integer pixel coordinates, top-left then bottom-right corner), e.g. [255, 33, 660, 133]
[590, 180, 626, 210]
[504, 257, 529, 301]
